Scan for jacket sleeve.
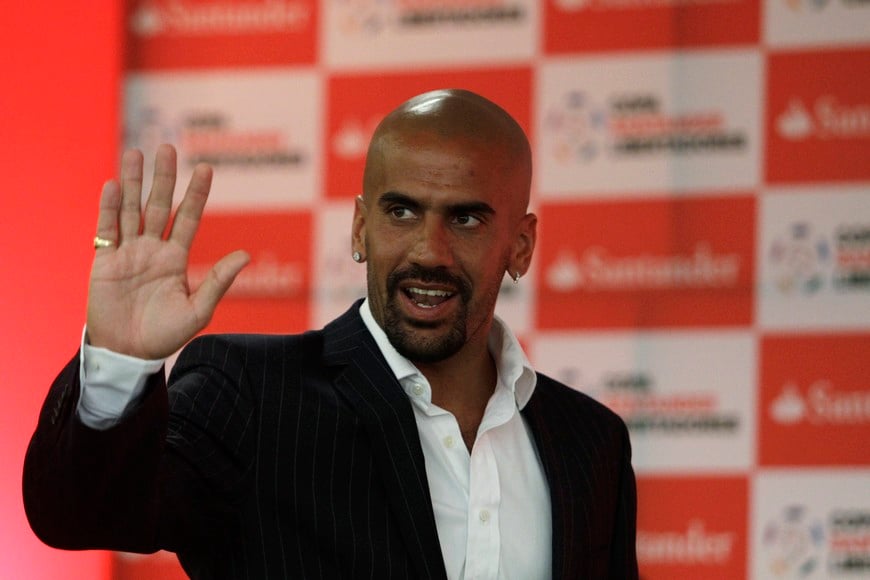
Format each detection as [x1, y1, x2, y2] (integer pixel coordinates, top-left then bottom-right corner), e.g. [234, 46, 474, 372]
[22, 352, 171, 552]
[609, 421, 639, 579]
[23, 336, 257, 554]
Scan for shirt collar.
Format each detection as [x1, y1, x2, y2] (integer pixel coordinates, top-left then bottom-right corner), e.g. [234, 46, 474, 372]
[358, 298, 537, 409]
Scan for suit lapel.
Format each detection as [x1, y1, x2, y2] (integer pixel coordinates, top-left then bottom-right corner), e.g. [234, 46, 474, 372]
[322, 304, 447, 580]
[523, 381, 591, 580]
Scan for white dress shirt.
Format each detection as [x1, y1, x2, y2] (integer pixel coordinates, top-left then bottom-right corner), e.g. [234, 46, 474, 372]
[76, 302, 552, 579]
[358, 301, 551, 580]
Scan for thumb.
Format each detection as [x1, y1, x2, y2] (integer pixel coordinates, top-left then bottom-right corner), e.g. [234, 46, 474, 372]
[191, 250, 251, 323]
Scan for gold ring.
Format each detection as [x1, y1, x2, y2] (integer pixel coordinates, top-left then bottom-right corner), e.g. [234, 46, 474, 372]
[94, 236, 115, 249]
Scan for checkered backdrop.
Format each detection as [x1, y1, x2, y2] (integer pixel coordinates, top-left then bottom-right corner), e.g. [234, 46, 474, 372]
[114, 1, 870, 578]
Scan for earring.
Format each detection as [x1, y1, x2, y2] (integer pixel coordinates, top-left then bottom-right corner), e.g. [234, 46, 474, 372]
[512, 271, 521, 284]
[352, 251, 363, 263]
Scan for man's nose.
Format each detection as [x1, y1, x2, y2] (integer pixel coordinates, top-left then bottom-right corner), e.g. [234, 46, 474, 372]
[410, 216, 454, 268]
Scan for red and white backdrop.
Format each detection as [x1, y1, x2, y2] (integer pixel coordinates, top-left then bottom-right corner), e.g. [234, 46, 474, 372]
[84, 0, 870, 578]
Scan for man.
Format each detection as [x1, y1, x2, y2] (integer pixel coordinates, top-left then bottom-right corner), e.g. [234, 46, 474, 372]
[24, 89, 638, 579]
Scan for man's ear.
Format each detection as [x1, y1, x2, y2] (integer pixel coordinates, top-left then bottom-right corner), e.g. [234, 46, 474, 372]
[351, 195, 367, 259]
[509, 212, 537, 277]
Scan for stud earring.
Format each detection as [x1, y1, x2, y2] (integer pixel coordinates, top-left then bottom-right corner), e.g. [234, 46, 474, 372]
[512, 271, 521, 284]
[352, 251, 363, 263]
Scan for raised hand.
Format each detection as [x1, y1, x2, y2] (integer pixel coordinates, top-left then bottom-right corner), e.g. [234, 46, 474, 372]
[86, 144, 250, 360]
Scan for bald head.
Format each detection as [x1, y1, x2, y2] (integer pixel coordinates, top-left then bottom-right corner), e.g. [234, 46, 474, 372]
[363, 89, 532, 211]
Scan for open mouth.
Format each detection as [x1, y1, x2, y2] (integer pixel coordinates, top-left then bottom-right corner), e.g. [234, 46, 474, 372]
[404, 286, 455, 309]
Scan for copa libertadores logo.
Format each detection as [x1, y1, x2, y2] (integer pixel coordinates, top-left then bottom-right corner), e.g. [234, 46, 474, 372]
[769, 221, 870, 296]
[333, 0, 525, 36]
[544, 90, 746, 164]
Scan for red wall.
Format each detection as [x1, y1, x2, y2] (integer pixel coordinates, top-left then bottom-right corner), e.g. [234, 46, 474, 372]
[0, 2, 119, 578]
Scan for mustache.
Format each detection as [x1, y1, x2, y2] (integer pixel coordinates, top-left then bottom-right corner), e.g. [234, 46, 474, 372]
[386, 265, 471, 301]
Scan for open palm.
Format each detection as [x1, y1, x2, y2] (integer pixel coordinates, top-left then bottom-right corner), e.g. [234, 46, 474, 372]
[86, 145, 249, 360]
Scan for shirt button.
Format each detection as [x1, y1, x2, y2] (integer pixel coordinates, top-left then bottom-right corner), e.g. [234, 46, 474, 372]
[412, 383, 424, 396]
[443, 436, 455, 449]
[479, 509, 490, 523]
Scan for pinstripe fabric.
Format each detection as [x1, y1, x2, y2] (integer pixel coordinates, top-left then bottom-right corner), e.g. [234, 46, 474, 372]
[24, 301, 637, 579]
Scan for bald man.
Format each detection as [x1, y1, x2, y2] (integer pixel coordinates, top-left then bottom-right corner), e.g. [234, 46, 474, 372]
[24, 90, 638, 579]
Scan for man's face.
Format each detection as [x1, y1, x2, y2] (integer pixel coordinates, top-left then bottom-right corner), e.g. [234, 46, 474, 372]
[353, 131, 534, 364]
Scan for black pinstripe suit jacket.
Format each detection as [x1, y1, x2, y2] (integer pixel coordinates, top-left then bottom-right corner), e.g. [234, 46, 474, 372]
[24, 302, 638, 579]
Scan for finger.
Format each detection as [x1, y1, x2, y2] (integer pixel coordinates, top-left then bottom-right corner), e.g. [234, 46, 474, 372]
[168, 163, 213, 250]
[142, 144, 177, 238]
[119, 149, 144, 241]
[191, 250, 250, 326]
[95, 179, 121, 249]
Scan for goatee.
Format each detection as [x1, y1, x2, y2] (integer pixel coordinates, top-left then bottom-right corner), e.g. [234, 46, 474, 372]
[382, 264, 471, 364]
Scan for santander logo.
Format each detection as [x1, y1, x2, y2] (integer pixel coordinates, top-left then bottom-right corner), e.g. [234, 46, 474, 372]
[130, 0, 310, 37]
[637, 520, 735, 565]
[545, 243, 741, 292]
[770, 381, 870, 425]
[777, 97, 870, 141]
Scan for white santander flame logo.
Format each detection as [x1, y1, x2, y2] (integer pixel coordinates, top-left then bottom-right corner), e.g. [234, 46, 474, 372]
[770, 383, 806, 424]
[546, 251, 584, 291]
[332, 119, 370, 160]
[777, 100, 814, 141]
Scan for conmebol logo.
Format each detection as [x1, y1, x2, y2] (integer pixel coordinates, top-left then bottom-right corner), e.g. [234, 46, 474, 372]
[130, 0, 310, 37]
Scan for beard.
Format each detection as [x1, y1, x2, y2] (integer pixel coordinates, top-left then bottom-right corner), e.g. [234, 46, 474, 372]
[380, 264, 472, 364]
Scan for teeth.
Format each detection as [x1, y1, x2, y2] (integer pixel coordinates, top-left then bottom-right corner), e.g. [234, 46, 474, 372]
[408, 287, 453, 297]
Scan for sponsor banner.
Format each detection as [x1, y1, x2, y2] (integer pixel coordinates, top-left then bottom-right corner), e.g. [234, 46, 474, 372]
[766, 48, 870, 184]
[759, 333, 870, 466]
[124, 0, 317, 70]
[323, 0, 537, 69]
[766, 0, 870, 49]
[545, 0, 758, 54]
[537, 196, 755, 329]
[752, 470, 870, 578]
[188, 211, 312, 334]
[537, 51, 761, 197]
[531, 331, 756, 472]
[758, 187, 870, 330]
[325, 67, 532, 198]
[637, 476, 747, 579]
[124, 70, 322, 209]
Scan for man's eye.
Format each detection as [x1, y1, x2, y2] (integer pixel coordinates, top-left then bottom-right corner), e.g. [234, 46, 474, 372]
[390, 207, 414, 220]
[453, 214, 482, 227]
